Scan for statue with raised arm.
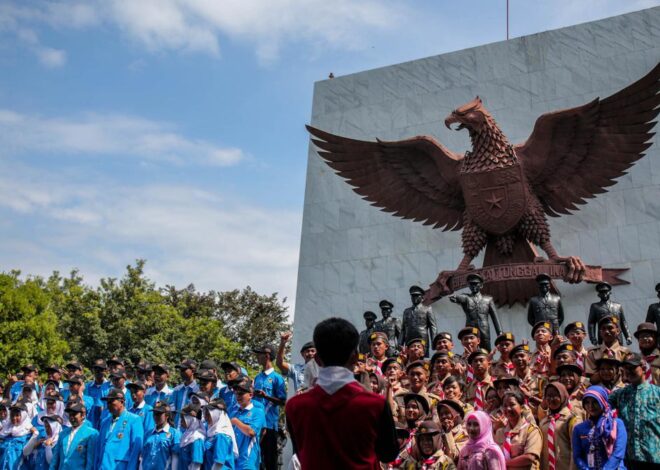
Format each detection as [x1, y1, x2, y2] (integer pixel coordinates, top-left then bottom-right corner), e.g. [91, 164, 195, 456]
[449, 273, 502, 351]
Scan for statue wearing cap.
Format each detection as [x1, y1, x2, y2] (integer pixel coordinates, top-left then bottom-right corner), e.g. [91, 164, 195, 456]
[526, 273, 564, 334]
[449, 273, 502, 351]
[588, 282, 632, 346]
[374, 299, 400, 356]
[358, 311, 378, 354]
[645, 282, 660, 347]
[399, 286, 436, 356]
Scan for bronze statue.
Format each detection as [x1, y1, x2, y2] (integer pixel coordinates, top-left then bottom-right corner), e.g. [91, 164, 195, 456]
[588, 283, 632, 345]
[449, 273, 502, 351]
[307, 63, 659, 306]
[527, 273, 564, 334]
[399, 286, 436, 355]
[646, 283, 660, 346]
[374, 299, 400, 355]
[358, 311, 377, 354]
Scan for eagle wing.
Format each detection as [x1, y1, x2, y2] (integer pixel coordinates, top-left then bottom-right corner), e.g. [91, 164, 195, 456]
[516, 62, 660, 217]
[307, 125, 465, 230]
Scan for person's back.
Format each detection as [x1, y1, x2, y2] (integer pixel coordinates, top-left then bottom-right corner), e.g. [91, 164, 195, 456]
[285, 317, 398, 470]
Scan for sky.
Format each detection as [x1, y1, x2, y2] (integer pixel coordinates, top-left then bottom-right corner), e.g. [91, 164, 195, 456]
[1, 0, 658, 313]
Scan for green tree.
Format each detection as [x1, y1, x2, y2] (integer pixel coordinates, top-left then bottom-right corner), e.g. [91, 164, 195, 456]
[0, 271, 69, 374]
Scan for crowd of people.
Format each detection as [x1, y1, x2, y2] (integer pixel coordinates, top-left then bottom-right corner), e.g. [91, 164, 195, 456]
[287, 311, 660, 470]
[0, 300, 659, 470]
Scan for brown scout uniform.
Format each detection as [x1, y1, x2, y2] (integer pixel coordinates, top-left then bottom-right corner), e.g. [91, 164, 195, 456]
[392, 389, 441, 425]
[515, 369, 546, 420]
[495, 419, 543, 470]
[463, 374, 493, 408]
[490, 358, 515, 378]
[401, 450, 456, 470]
[584, 341, 631, 376]
[539, 407, 581, 470]
[442, 424, 468, 463]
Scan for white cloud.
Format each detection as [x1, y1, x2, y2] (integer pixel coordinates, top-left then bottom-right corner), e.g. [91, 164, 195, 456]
[36, 46, 66, 67]
[0, 163, 301, 305]
[1, 0, 405, 64]
[0, 109, 244, 167]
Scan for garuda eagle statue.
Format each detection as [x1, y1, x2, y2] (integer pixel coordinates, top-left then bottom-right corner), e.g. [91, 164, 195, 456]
[307, 62, 659, 305]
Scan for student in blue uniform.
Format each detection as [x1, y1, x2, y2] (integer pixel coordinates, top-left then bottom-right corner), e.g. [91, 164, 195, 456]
[141, 401, 181, 470]
[229, 380, 266, 470]
[171, 360, 199, 429]
[84, 359, 110, 430]
[126, 381, 155, 436]
[218, 364, 242, 413]
[145, 364, 173, 407]
[50, 401, 98, 470]
[10, 365, 40, 404]
[95, 388, 143, 470]
[178, 404, 205, 470]
[23, 414, 61, 470]
[196, 370, 219, 401]
[251, 345, 286, 470]
[62, 376, 93, 416]
[203, 399, 237, 470]
[0, 402, 33, 469]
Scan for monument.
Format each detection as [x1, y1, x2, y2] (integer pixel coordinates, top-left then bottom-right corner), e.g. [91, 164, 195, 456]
[292, 7, 660, 354]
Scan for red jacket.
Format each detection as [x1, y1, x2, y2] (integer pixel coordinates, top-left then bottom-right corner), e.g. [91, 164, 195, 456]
[286, 381, 398, 470]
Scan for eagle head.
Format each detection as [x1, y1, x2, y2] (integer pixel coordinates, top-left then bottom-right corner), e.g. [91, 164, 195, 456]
[444, 96, 488, 133]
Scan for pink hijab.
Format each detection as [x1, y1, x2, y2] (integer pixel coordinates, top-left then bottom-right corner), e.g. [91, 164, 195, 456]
[458, 411, 506, 470]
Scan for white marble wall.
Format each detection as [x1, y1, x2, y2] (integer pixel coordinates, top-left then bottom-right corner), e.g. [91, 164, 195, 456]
[292, 7, 660, 357]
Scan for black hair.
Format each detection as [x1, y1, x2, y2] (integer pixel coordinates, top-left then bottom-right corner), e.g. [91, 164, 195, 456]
[313, 317, 359, 367]
[442, 375, 465, 392]
[502, 389, 526, 406]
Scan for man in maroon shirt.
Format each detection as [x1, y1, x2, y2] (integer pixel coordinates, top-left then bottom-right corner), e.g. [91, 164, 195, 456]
[285, 317, 399, 469]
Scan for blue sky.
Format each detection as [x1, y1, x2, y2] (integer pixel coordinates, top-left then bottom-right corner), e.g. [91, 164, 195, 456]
[1, 0, 658, 311]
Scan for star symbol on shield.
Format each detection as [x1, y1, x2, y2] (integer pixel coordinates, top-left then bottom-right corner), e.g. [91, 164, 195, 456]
[485, 192, 503, 209]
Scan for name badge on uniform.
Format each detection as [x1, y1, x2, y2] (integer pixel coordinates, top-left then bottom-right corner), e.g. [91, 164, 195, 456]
[117, 433, 124, 439]
[165, 432, 171, 438]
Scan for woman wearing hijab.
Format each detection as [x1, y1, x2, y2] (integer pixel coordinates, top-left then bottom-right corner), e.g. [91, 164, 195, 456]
[202, 399, 237, 470]
[457, 410, 506, 470]
[368, 372, 387, 396]
[179, 404, 205, 470]
[539, 382, 582, 470]
[0, 402, 33, 469]
[572, 386, 627, 470]
[402, 420, 456, 469]
[402, 394, 430, 432]
[494, 390, 543, 470]
[23, 414, 62, 470]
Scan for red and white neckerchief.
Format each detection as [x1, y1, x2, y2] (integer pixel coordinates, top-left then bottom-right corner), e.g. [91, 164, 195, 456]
[466, 364, 474, 384]
[421, 455, 439, 470]
[504, 361, 515, 375]
[502, 421, 529, 459]
[547, 413, 560, 470]
[644, 355, 657, 384]
[474, 381, 487, 411]
[576, 352, 585, 370]
[533, 351, 550, 375]
[387, 428, 416, 469]
[604, 347, 616, 359]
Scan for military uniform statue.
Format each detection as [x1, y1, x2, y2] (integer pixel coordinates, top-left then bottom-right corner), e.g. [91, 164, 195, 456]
[646, 283, 660, 346]
[374, 299, 400, 356]
[449, 273, 503, 351]
[527, 273, 564, 334]
[588, 282, 632, 345]
[358, 311, 377, 354]
[399, 286, 436, 356]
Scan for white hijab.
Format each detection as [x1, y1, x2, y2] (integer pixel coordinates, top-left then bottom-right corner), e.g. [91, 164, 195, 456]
[1, 410, 32, 437]
[205, 408, 239, 457]
[43, 418, 62, 445]
[36, 401, 64, 425]
[180, 415, 205, 447]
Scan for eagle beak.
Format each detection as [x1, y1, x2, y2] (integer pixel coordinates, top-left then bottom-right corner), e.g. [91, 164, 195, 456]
[444, 113, 460, 130]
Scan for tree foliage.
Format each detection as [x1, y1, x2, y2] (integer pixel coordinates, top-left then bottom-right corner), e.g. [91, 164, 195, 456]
[0, 261, 289, 375]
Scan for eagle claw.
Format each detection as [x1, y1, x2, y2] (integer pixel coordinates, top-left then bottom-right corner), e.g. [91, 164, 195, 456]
[554, 256, 586, 283]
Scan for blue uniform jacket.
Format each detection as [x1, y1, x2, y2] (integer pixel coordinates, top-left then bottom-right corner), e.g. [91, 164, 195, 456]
[169, 381, 198, 428]
[84, 380, 111, 430]
[572, 418, 627, 470]
[128, 402, 155, 436]
[252, 370, 286, 430]
[95, 409, 144, 470]
[49, 424, 99, 470]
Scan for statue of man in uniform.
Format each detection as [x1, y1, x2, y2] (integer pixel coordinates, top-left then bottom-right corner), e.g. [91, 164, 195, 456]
[358, 311, 377, 354]
[588, 282, 632, 345]
[449, 273, 503, 351]
[527, 273, 564, 334]
[399, 286, 436, 356]
[646, 283, 660, 347]
[374, 299, 400, 356]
